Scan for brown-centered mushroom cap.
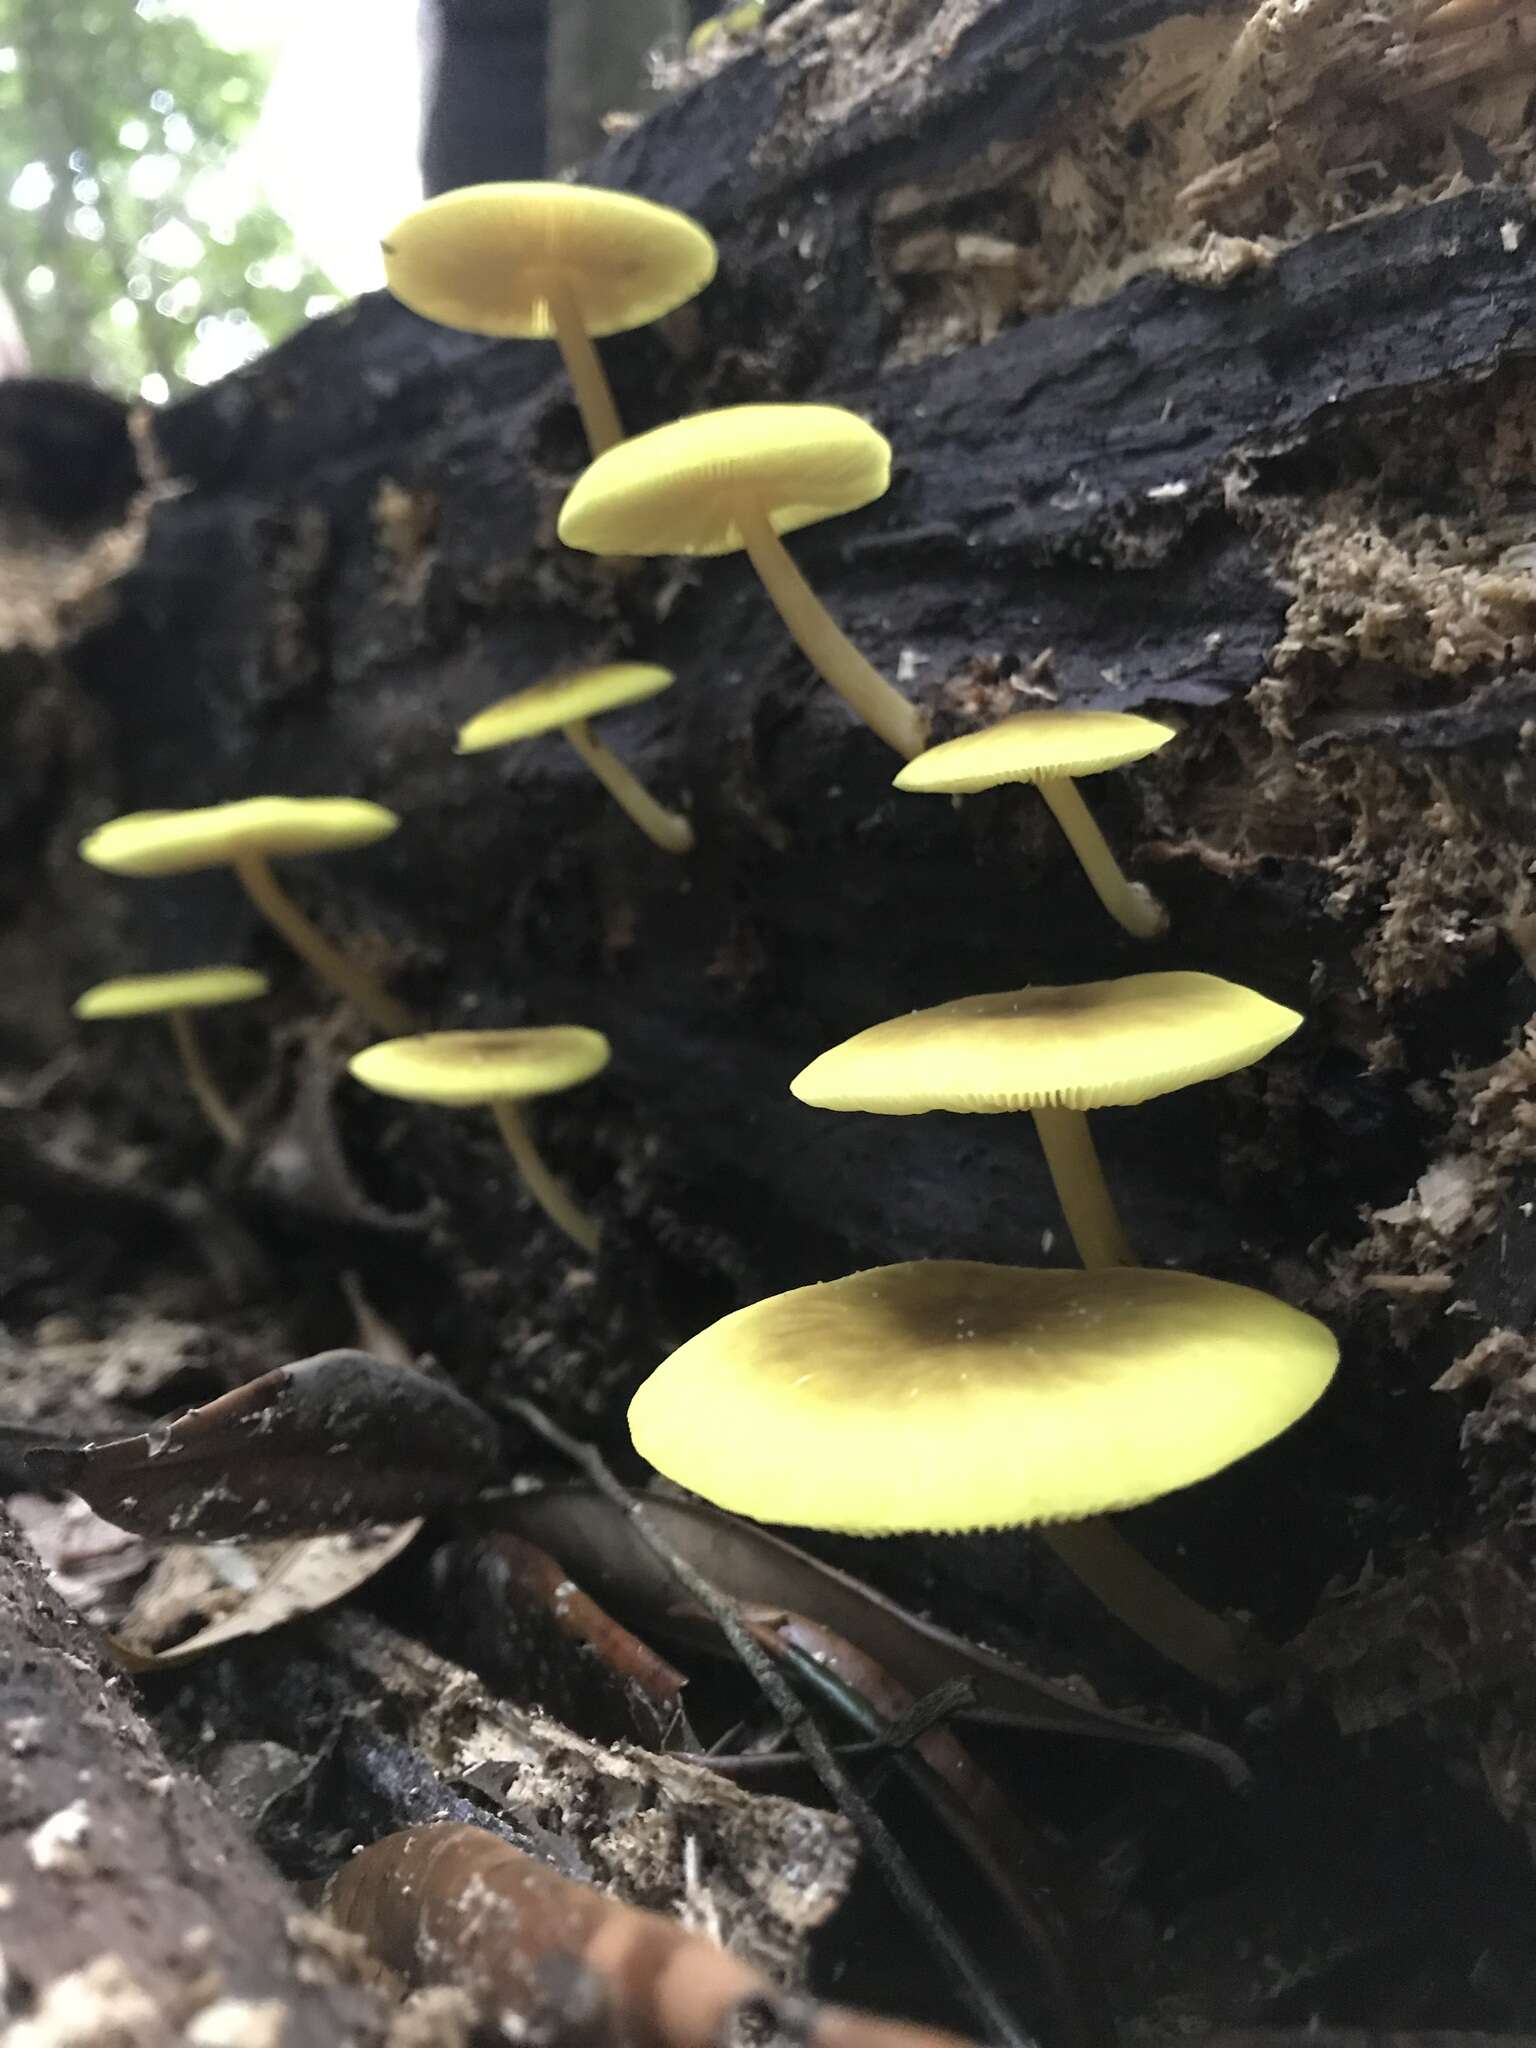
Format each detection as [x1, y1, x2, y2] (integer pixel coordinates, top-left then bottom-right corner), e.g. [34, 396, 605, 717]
[628, 1260, 1337, 1532]
[791, 972, 1301, 1115]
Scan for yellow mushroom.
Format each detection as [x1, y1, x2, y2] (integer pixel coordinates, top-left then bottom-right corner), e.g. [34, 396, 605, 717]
[78, 798, 412, 1037]
[558, 404, 926, 759]
[630, 1259, 1337, 1687]
[791, 972, 1300, 1271]
[790, 972, 1308, 1684]
[456, 664, 692, 854]
[895, 708, 1175, 940]
[688, 1, 766, 55]
[73, 966, 268, 1149]
[348, 1028, 610, 1255]
[380, 183, 717, 455]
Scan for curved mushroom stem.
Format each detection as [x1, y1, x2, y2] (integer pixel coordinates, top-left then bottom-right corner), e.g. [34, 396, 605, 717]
[1033, 1105, 1277, 1691]
[234, 854, 414, 1036]
[1039, 1520, 1275, 1692]
[1030, 1106, 1136, 1268]
[1036, 779, 1167, 941]
[562, 720, 694, 854]
[737, 502, 928, 761]
[490, 1099, 600, 1254]
[167, 1010, 244, 1149]
[545, 274, 624, 456]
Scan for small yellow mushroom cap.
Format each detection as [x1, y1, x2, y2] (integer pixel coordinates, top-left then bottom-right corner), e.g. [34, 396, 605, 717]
[349, 1028, 611, 1109]
[629, 1260, 1338, 1532]
[894, 709, 1176, 794]
[456, 665, 674, 754]
[381, 183, 717, 340]
[688, 1, 765, 55]
[557, 404, 891, 559]
[73, 967, 269, 1021]
[791, 971, 1301, 1114]
[79, 799, 400, 878]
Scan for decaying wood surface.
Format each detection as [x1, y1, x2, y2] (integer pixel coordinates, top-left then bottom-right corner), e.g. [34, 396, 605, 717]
[0, 1512, 389, 2043]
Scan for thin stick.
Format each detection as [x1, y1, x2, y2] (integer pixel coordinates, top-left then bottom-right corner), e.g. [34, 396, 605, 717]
[235, 854, 413, 1035]
[167, 1010, 244, 1148]
[738, 503, 928, 761]
[545, 275, 624, 456]
[563, 720, 694, 854]
[507, 1399, 1036, 2048]
[490, 1100, 600, 1255]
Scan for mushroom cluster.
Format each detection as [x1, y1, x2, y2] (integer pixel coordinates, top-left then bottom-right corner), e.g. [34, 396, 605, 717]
[68, 167, 1336, 1693]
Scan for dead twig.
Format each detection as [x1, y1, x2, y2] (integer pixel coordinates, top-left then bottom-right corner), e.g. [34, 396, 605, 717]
[507, 1400, 1038, 2048]
[748, 1612, 1111, 2048]
[327, 1821, 979, 2048]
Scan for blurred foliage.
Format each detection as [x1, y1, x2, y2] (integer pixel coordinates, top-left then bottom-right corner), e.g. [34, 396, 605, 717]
[0, 0, 335, 397]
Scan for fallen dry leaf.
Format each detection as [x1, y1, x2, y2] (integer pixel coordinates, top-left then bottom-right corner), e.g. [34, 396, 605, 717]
[28, 1349, 502, 1539]
[110, 1521, 421, 1669]
[499, 1486, 1246, 1784]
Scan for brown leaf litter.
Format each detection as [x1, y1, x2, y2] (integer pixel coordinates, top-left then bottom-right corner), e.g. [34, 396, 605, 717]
[314, 1609, 856, 1981]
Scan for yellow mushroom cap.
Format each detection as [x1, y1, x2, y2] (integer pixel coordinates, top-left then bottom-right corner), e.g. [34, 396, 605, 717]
[456, 664, 674, 754]
[791, 972, 1302, 1114]
[73, 967, 270, 1021]
[557, 403, 891, 559]
[348, 1028, 611, 1109]
[894, 709, 1176, 794]
[380, 183, 718, 340]
[79, 799, 401, 878]
[629, 1259, 1338, 1532]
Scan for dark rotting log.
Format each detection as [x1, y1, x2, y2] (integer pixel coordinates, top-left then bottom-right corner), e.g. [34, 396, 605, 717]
[0, 1511, 390, 2042]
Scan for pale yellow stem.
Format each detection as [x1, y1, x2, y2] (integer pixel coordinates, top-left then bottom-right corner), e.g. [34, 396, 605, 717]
[491, 1098, 600, 1254]
[234, 854, 414, 1036]
[1040, 1521, 1274, 1692]
[737, 502, 927, 760]
[545, 274, 624, 456]
[1037, 778, 1167, 940]
[168, 1010, 244, 1149]
[563, 720, 694, 854]
[1032, 1106, 1274, 1690]
[1030, 1105, 1136, 1268]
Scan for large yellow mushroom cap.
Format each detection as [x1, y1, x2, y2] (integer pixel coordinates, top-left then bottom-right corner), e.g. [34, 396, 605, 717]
[791, 972, 1302, 1114]
[381, 183, 717, 340]
[629, 1260, 1337, 1532]
[557, 404, 891, 559]
[79, 799, 400, 878]
[456, 665, 674, 754]
[73, 967, 269, 1020]
[895, 709, 1176, 794]
[349, 1028, 611, 1109]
